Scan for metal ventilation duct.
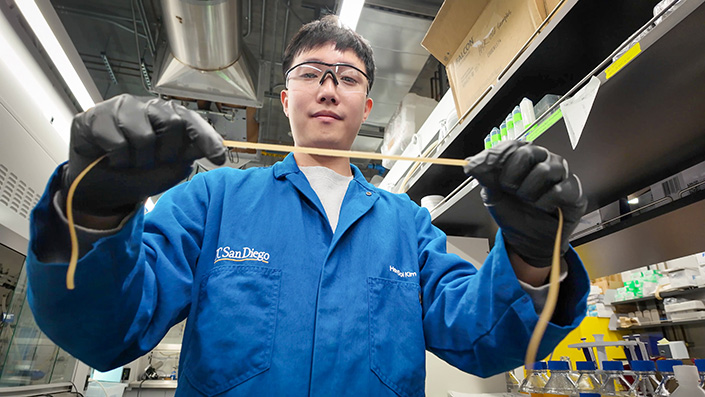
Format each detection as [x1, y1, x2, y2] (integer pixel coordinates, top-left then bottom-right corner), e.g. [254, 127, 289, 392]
[154, 0, 264, 107]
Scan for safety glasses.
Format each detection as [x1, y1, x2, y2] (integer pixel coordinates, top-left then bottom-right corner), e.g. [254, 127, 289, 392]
[285, 61, 370, 95]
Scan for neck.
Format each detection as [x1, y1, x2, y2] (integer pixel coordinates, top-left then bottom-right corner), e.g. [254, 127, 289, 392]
[294, 152, 352, 176]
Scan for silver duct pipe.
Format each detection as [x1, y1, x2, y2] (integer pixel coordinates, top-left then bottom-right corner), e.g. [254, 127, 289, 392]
[161, 0, 241, 70]
[154, 0, 264, 107]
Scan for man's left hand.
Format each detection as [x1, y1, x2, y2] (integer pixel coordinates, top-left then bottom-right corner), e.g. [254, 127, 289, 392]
[463, 141, 588, 268]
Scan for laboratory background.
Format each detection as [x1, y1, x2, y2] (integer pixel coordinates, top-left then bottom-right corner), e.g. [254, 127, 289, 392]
[1, 0, 705, 396]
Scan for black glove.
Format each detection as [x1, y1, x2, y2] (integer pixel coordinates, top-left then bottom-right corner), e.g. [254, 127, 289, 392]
[463, 141, 587, 268]
[62, 94, 226, 216]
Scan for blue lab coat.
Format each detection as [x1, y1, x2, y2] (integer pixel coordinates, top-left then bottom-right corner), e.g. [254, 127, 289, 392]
[27, 154, 589, 396]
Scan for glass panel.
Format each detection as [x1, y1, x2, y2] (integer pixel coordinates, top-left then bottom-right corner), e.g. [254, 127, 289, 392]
[0, 259, 77, 386]
[150, 320, 185, 379]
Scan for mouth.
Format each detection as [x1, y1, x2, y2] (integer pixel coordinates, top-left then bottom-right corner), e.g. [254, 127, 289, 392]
[312, 110, 342, 121]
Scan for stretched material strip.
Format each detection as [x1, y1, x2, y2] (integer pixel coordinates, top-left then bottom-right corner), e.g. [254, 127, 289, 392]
[223, 140, 469, 167]
[66, 154, 107, 290]
[524, 208, 563, 368]
[64, 143, 562, 369]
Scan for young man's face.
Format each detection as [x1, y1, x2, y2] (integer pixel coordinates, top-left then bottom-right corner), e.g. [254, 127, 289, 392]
[281, 42, 373, 150]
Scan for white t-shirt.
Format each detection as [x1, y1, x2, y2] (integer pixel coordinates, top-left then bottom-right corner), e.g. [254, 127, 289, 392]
[299, 166, 353, 233]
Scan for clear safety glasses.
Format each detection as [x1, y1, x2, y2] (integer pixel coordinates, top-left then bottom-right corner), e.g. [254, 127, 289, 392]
[285, 61, 370, 95]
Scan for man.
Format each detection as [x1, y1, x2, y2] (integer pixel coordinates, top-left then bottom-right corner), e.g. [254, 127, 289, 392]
[27, 16, 589, 396]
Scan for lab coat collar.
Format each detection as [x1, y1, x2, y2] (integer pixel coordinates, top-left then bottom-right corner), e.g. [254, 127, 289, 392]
[272, 153, 380, 239]
[273, 153, 377, 193]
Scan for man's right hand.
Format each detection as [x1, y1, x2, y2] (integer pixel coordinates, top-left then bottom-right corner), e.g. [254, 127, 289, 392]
[62, 94, 226, 217]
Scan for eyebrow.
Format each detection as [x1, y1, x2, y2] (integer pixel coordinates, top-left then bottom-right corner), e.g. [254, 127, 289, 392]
[300, 59, 359, 67]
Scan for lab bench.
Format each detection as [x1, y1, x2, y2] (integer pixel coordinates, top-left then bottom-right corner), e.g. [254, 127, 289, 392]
[124, 380, 177, 397]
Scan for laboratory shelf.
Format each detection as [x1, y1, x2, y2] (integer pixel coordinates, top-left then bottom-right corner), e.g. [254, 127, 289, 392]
[611, 287, 705, 306]
[618, 318, 705, 331]
[403, 0, 662, 202]
[428, 0, 705, 256]
[573, 189, 705, 278]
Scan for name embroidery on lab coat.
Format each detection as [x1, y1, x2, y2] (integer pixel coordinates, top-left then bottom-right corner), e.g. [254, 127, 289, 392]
[389, 265, 417, 278]
[215, 246, 270, 263]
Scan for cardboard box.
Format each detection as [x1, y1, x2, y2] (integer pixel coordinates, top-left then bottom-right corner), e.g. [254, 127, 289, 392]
[422, 0, 546, 119]
[542, 0, 565, 17]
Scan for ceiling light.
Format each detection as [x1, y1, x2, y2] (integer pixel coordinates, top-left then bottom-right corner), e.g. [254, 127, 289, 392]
[627, 197, 639, 205]
[338, 0, 365, 31]
[0, 10, 72, 142]
[15, 0, 95, 111]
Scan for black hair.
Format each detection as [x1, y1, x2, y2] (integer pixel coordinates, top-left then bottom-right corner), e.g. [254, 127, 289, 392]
[282, 15, 375, 91]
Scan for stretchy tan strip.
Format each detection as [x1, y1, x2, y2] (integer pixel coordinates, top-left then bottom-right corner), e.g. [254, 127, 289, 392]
[524, 208, 563, 368]
[223, 140, 469, 167]
[66, 154, 107, 290]
[65, 143, 561, 371]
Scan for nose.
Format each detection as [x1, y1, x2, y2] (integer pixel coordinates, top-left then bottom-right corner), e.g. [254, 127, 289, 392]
[317, 73, 339, 104]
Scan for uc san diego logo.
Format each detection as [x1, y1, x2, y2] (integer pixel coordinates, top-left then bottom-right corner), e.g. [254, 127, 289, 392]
[215, 246, 270, 264]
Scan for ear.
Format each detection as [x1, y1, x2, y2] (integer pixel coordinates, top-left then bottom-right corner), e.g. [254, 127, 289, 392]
[361, 97, 373, 122]
[281, 89, 290, 118]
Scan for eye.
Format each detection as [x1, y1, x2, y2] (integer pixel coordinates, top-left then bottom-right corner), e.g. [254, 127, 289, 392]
[300, 72, 320, 79]
[340, 76, 359, 85]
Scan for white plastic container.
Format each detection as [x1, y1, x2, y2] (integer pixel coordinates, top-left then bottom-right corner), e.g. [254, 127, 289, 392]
[667, 268, 700, 288]
[86, 381, 127, 397]
[421, 195, 445, 211]
[670, 365, 705, 396]
[520, 97, 536, 127]
[666, 310, 705, 321]
[663, 300, 705, 313]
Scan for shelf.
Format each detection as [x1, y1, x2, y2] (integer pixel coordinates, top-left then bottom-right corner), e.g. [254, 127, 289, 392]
[574, 192, 705, 278]
[429, 0, 705, 256]
[618, 318, 705, 331]
[404, 0, 663, 202]
[611, 287, 705, 306]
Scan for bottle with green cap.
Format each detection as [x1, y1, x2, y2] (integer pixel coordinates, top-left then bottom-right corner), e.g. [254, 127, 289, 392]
[505, 113, 515, 140]
[513, 105, 524, 138]
[500, 121, 508, 142]
[490, 127, 501, 148]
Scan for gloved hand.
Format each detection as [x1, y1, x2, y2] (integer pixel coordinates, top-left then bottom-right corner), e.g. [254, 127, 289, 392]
[62, 94, 226, 217]
[463, 140, 587, 268]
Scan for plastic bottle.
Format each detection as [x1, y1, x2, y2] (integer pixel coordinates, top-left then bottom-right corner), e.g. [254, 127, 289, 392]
[490, 127, 501, 148]
[512, 105, 524, 138]
[574, 361, 602, 394]
[600, 361, 634, 396]
[693, 359, 705, 389]
[630, 360, 659, 396]
[655, 360, 681, 396]
[544, 361, 576, 396]
[505, 113, 515, 140]
[520, 97, 536, 128]
[670, 365, 705, 396]
[500, 121, 508, 142]
[506, 370, 521, 394]
[519, 362, 547, 396]
[484, 134, 492, 150]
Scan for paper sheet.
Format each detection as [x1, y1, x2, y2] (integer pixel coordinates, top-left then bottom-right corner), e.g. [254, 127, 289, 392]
[560, 76, 601, 149]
